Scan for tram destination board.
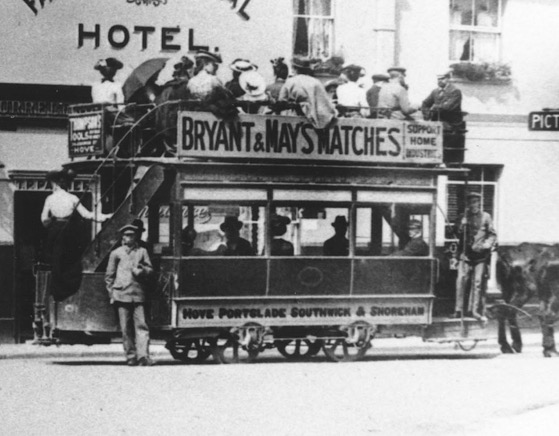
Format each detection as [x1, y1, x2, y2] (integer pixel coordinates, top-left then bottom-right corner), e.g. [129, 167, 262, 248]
[68, 111, 104, 157]
[528, 111, 559, 131]
[178, 111, 443, 165]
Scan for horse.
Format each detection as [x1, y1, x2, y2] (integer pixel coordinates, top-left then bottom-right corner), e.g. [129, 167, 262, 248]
[492, 243, 559, 357]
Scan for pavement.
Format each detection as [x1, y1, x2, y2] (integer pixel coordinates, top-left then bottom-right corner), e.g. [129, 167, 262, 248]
[0, 330, 546, 361]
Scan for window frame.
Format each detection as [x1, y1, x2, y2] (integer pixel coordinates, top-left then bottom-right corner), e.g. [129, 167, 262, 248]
[292, 0, 336, 59]
[449, 0, 503, 63]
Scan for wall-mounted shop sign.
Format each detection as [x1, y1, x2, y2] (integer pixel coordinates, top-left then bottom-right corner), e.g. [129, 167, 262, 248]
[68, 109, 104, 157]
[0, 100, 68, 120]
[528, 111, 559, 131]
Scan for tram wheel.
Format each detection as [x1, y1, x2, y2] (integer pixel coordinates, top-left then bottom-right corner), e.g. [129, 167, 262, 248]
[212, 337, 259, 364]
[322, 339, 369, 363]
[456, 340, 479, 352]
[276, 339, 322, 360]
[167, 338, 213, 363]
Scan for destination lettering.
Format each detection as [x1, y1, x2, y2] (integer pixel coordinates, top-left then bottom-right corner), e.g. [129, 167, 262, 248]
[177, 112, 443, 165]
[181, 305, 425, 320]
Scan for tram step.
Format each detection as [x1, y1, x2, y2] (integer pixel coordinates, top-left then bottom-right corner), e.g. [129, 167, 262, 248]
[81, 164, 166, 272]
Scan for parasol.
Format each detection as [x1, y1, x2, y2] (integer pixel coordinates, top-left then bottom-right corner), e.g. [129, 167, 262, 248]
[122, 57, 169, 102]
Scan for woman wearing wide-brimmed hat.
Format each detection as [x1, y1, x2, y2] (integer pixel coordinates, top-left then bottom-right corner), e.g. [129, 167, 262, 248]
[225, 58, 257, 98]
[41, 168, 112, 300]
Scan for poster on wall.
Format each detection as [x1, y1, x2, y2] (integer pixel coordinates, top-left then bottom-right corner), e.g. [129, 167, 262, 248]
[68, 110, 104, 157]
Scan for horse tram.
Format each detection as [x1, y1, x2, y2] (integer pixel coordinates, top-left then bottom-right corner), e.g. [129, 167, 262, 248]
[33, 100, 488, 363]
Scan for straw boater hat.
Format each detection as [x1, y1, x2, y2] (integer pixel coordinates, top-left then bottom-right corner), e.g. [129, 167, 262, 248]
[119, 224, 139, 235]
[387, 66, 406, 75]
[220, 216, 243, 232]
[230, 59, 257, 73]
[195, 49, 222, 64]
[408, 219, 422, 229]
[239, 71, 267, 100]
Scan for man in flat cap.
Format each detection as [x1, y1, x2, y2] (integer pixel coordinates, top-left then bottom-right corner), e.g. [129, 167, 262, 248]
[377, 66, 418, 120]
[421, 71, 464, 130]
[391, 220, 429, 257]
[187, 49, 225, 100]
[366, 73, 389, 118]
[452, 192, 497, 321]
[105, 224, 155, 366]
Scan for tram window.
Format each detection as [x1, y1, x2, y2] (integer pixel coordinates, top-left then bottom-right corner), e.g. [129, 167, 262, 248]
[181, 205, 265, 256]
[277, 206, 349, 256]
[355, 205, 431, 256]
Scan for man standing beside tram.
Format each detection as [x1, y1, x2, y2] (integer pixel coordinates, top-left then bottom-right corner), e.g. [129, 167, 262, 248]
[452, 192, 497, 321]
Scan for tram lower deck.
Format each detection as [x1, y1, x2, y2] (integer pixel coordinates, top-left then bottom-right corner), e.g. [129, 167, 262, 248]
[36, 109, 486, 363]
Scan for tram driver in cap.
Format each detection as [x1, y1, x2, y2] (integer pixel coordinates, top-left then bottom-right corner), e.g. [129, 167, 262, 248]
[452, 192, 497, 321]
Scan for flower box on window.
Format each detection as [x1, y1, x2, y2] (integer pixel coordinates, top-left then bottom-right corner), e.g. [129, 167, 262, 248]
[450, 62, 511, 84]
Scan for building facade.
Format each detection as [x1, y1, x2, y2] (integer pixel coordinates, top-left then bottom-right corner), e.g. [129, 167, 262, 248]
[0, 0, 557, 342]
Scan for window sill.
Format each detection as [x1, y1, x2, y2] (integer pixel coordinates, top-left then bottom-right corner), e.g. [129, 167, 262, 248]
[451, 77, 512, 86]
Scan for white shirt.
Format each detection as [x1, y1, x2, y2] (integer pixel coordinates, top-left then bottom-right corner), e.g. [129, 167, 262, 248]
[91, 80, 124, 104]
[336, 81, 368, 108]
[41, 189, 106, 225]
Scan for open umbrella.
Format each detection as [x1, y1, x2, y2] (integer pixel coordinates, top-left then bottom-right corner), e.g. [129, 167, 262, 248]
[123, 57, 169, 102]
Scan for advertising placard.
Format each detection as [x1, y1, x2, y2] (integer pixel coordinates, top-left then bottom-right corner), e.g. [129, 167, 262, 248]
[177, 111, 443, 165]
[68, 111, 104, 157]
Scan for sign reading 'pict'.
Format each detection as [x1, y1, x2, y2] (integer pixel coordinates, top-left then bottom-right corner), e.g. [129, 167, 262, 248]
[177, 112, 443, 164]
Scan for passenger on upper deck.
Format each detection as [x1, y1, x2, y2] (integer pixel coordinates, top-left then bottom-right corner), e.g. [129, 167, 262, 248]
[91, 57, 125, 104]
[237, 70, 270, 114]
[421, 71, 464, 131]
[187, 49, 225, 100]
[225, 59, 257, 98]
[278, 57, 336, 129]
[217, 216, 255, 256]
[366, 73, 389, 119]
[391, 219, 429, 257]
[336, 64, 369, 118]
[266, 57, 289, 102]
[323, 216, 349, 256]
[270, 214, 294, 256]
[377, 66, 418, 120]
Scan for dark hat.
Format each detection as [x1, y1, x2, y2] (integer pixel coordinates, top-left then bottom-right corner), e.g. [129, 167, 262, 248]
[230, 58, 257, 73]
[437, 70, 452, 79]
[387, 66, 406, 75]
[94, 57, 123, 71]
[325, 78, 345, 90]
[46, 168, 76, 185]
[332, 215, 349, 228]
[174, 56, 194, 71]
[291, 56, 313, 70]
[195, 49, 222, 64]
[342, 64, 363, 74]
[408, 219, 422, 229]
[466, 192, 482, 200]
[372, 73, 390, 82]
[119, 224, 139, 235]
[270, 214, 291, 236]
[132, 219, 146, 233]
[220, 216, 243, 232]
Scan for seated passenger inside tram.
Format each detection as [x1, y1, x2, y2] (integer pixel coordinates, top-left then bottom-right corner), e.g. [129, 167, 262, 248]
[216, 216, 255, 256]
[270, 213, 294, 256]
[323, 215, 349, 256]
[390, 219, 428, 256]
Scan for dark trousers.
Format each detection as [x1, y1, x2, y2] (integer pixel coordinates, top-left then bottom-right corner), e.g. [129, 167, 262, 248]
[455, 259, 488, 315]
[116, 302, 150, 360]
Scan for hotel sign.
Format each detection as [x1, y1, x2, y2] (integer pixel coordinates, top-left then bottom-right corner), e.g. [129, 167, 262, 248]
[177, 112, 444, 165]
